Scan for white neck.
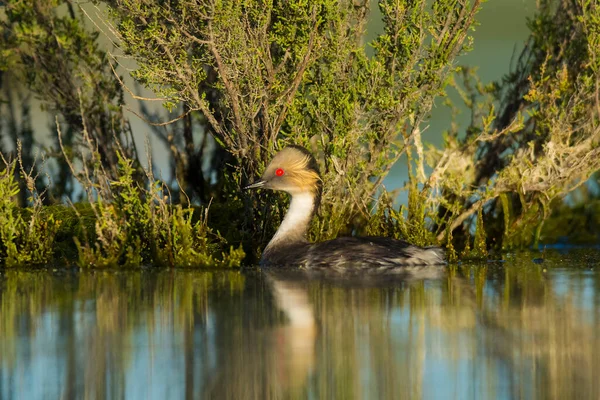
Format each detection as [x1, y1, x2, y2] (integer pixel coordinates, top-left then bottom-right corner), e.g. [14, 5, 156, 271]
[266, 192, 315, 248]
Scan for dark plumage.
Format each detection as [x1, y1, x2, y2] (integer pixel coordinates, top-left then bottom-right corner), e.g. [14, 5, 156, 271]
[245, 146, 446, 270]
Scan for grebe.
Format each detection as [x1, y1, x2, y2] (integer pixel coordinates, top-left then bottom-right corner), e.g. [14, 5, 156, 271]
[245, 146, 445, 269]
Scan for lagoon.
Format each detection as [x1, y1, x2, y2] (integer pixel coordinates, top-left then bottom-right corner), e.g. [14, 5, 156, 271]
[1, 250, 599, 399]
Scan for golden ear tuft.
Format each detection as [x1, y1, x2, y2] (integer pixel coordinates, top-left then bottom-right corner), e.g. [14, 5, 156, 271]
[268, 146, 322, 193]
[288, 163, 321, 193]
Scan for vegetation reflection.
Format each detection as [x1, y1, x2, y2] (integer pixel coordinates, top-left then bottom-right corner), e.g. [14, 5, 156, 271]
[1, 252, 599, 399]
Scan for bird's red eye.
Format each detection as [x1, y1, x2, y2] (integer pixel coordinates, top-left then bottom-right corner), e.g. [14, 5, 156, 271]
[275, 168, 285, 177]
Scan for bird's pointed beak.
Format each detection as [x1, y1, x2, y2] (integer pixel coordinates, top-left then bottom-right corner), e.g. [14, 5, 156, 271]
[244, 180, 267, 190]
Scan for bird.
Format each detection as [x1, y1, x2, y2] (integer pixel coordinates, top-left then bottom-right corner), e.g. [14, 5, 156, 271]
[245, 145, 445, 271]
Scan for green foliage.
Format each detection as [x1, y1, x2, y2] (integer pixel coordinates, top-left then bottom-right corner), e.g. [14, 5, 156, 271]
[0, 160, 60, 267]
[0, 0, 136, 198]
[525, 181, 600, 246]
[72, 150, 245, 268]
[1, 0, 599, 267]
[420, 0, 600, 254]
[0, 120, 244, 268]
[152, 205, 245, 268]
[106, 0, 483, 249]
[471, 206, 488, 259]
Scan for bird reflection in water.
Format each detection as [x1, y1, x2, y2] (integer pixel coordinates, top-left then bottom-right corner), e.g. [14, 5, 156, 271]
[268, 276, 317, 391]
[262, 265, 448, 395]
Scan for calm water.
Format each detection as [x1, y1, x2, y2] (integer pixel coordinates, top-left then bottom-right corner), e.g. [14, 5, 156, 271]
[1, 251, 599, 399]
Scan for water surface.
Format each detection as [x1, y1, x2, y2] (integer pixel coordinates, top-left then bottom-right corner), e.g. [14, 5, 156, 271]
[1, 250, 599, 399]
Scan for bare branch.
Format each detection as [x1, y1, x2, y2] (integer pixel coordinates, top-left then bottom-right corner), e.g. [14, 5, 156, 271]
[124, 105, 199, 127]
[108, 58, 166, 102]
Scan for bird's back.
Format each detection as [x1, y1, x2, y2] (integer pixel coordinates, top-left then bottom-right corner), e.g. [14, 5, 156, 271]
[261, 236, 445, 273]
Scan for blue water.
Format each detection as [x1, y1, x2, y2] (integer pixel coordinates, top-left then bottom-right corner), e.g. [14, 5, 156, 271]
[1, 250, 599, 399]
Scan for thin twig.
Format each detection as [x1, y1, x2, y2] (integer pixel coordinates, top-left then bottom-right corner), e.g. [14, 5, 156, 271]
[108, 58, 166, 102]
[124, 105, 199, 126]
